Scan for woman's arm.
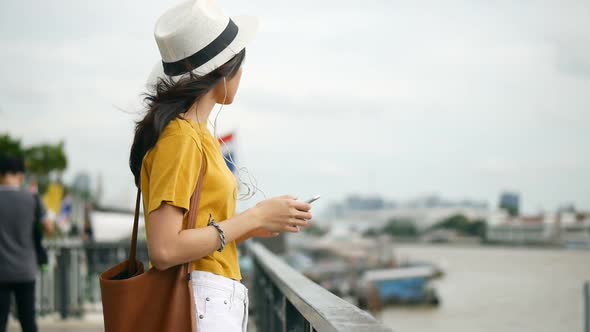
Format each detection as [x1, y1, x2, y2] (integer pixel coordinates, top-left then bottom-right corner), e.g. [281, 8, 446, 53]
[148, 204, 259, 270]
[147, 196, 312, 270]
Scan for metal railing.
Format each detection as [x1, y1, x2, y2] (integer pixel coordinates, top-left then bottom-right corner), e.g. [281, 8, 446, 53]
[248, 242, 392, 332]
[37, 240, 148, 318]
[36, 240, 391, 331]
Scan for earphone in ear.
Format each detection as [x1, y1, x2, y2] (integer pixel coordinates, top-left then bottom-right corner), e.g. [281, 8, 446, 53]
[222, 77, 227, 105]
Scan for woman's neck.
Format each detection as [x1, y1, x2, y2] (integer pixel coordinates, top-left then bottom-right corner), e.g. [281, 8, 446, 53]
[183, 92, 217, 125]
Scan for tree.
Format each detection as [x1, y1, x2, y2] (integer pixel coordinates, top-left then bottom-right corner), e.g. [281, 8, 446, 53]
[381, 218, 418, 237]
[430, 214, 487, 238]
[24, 142, 67, 176]
[0, 134, 24, 157]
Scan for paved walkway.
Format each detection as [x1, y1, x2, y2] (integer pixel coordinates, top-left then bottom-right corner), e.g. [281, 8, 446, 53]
[7, 313, 103, 332]
[9, 325, 103, 332]
[8, 322, 103, 332]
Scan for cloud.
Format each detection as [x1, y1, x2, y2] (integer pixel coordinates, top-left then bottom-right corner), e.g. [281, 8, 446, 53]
[1, 0, 589, 212]
[554, 38, 590, 79]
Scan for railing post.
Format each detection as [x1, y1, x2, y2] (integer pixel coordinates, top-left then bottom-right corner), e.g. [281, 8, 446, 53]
[285, 299, 305, 332]
[36, 246, 55, 316]
[57, 246, 70, 319]
[272, 283, 282, 331]
[72, 246, 85, 317]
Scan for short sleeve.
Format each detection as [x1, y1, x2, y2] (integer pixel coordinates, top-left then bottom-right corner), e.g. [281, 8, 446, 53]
[146, 134, 202, 215]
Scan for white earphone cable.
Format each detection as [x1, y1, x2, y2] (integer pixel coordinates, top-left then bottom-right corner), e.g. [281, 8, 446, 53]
[209, 77, 266, 201]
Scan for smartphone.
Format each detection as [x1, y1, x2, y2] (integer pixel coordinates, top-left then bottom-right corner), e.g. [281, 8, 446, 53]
[305, 195, 321, 204]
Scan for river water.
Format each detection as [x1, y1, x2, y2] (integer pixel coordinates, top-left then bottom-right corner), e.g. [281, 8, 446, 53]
[379, 245, 590, 332]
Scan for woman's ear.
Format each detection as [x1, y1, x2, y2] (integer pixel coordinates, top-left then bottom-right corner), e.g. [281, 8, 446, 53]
[223, 69, 243, 104]
[211, 77, 225, 104]
[212, 77, 227, 104]
[213, 68, 242, 104]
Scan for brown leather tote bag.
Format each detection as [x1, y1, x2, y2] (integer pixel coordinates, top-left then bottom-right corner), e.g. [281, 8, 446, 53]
[100, 156, 207, 332]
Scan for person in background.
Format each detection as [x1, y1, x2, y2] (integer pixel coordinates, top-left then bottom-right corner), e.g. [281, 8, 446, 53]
[81, 203, 94, 244]
[27, 177, 52, 269]
[0, 155, 40, 332]
[27, 177, 54, 238]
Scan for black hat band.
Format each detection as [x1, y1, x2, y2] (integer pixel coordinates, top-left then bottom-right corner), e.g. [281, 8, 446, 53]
[162, 19, 239, 76]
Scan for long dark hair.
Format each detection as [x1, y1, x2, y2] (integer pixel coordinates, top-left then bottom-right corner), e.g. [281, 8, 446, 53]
[129, 49, 246, 186]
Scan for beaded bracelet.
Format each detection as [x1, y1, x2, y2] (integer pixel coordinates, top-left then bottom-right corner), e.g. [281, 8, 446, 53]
[207, 214, 226, 252]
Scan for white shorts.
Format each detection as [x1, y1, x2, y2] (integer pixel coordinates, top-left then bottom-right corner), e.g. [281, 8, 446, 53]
[190, 270, 249, 332]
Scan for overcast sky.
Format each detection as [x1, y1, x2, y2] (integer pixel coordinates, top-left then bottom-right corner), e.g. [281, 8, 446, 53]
[1, 0, 589, 213]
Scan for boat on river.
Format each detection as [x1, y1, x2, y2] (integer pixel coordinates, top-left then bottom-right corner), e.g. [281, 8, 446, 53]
[358, 265, 440, 307]
[285, 233, 443, 308]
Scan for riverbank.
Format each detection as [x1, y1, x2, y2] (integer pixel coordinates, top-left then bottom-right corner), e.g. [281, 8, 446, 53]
[391, 236, 588, 251]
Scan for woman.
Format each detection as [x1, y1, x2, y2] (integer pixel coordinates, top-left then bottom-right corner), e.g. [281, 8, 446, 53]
[129, 1, 312, 331]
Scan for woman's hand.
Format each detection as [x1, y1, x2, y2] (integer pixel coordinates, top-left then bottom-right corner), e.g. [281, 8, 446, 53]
[250, 195, 312, 233]
[235, 227, 280, 245]
[250, 229, 280, 238]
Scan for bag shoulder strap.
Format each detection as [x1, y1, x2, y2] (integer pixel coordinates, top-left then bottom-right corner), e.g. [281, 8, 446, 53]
[128, 153, 207, 276]
[182, 155, 207, 276]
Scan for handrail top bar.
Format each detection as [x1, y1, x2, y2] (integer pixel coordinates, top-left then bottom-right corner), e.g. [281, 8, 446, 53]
[249, 242, 393, 332]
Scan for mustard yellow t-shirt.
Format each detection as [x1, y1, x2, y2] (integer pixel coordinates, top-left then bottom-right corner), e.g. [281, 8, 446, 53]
[140, 117, 241, 280]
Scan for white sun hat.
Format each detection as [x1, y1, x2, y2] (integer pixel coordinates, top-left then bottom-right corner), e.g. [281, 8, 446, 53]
[148, 0, 258, 87]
